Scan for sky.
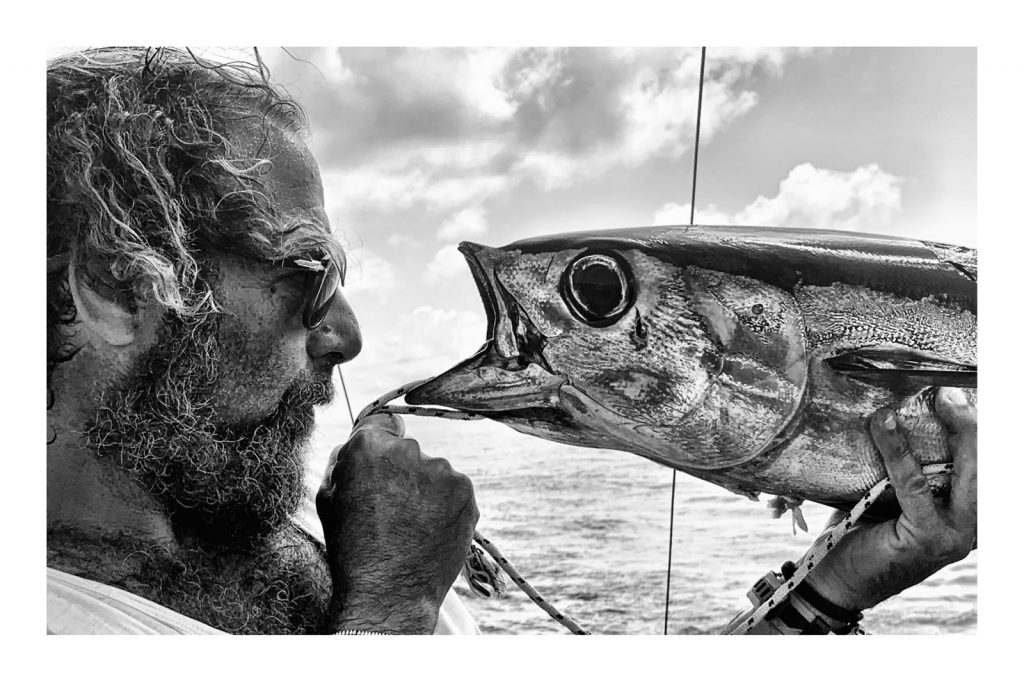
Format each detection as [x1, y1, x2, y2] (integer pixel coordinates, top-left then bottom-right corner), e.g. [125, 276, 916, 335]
[250, 47, 976, 408]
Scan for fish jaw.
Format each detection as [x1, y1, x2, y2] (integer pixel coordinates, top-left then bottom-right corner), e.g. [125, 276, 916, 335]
[406, 241, 566, 412]
[405, 342, 566, 412]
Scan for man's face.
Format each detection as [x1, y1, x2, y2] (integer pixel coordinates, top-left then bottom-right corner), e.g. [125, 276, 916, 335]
[85, 122, 362, 543]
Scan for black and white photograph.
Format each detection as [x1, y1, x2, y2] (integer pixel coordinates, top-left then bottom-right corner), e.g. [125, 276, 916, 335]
[42, 42, 979, 645]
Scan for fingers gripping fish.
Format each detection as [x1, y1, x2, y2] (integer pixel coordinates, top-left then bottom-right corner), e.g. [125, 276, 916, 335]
[406, 225, 976, 516]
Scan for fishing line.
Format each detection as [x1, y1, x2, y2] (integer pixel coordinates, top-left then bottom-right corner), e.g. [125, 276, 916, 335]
[664, 44, 707, 636]
[689, 47, 707, 226]
[337, 366, 356, 426]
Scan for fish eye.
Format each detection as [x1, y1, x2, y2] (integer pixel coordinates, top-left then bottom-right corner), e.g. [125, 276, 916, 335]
[561, 252, 635, 327]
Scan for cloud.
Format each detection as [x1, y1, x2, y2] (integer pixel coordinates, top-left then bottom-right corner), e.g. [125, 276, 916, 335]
[385, 233, 419, 249]
[340, 248, 397, 297]
[320, 165, 510, 215]
[340, 303, 487, 406]
[267, 47, 816, 214]
[438, 207, 488, 241]
[737, 163, 902, 230]
[426, 244, 470, 282]
[411, 305, 484, 335]
[653, 163, 903, 231]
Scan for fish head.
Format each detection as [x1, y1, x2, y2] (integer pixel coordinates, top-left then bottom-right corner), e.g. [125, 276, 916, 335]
[406, 228, 809, 471]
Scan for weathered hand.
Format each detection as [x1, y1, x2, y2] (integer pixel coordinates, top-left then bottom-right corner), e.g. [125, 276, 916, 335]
[316, 413, 479, 634]
[805, 387, 977, 612]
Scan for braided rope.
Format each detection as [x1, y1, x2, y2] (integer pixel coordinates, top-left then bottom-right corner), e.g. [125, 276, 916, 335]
[355, 380, 590, 635]
[473, 531, 590, 635]
[726, 461, 955, 635]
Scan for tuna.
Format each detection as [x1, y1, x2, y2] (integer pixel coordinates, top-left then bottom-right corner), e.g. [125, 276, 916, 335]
[406, 225, 976, 513]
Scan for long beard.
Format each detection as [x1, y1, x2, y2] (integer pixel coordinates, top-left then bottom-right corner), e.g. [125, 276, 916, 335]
[85, 312, 333, 544]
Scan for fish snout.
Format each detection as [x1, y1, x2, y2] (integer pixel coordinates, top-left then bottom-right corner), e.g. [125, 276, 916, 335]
[405, 345, 564, 413]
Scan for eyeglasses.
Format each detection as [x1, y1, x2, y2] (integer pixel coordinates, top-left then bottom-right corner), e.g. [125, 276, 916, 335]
[280, 255, 344, 330]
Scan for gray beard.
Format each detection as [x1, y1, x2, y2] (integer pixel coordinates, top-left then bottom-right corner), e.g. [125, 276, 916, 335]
[74, 310, 336, 632]
[85, 310, 333, 544]
[48, 522, 333, 634]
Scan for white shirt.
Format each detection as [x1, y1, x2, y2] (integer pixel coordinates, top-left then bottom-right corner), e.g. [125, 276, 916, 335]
[47, 485, 481, 635]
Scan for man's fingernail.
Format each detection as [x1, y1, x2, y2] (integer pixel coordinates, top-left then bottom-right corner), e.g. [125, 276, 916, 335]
[945, 388, 969, 406]
[881, 411, 897, 431]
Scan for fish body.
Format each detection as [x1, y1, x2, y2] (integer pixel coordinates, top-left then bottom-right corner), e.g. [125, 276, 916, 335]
[407, 225, 976, 511]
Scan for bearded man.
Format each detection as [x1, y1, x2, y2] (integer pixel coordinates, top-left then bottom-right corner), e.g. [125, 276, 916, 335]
[46, 47, 976, 636]
[46, 47, 479, 635]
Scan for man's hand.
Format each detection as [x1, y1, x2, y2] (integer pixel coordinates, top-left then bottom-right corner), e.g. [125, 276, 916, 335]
[805, 387, 977, 612]
[316, 413, 479, 634]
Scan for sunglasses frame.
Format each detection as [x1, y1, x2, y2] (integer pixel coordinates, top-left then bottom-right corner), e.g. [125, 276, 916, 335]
[280, 255, 344, 330]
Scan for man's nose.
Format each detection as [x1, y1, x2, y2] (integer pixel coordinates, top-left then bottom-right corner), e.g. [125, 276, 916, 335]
[307, 290, 362, 365]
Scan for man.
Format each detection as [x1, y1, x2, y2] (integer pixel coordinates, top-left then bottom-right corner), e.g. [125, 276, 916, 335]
[46, 47, 976, 635]
[47, 46, 478, 635]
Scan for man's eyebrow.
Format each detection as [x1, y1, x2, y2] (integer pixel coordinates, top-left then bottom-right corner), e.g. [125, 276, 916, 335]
[275, 216, 346, 259]
[286, 241, 346, 264]
[276, 234, 348, 284]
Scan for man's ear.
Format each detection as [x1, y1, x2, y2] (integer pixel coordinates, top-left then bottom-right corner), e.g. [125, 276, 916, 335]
[67, 259, 143, 347]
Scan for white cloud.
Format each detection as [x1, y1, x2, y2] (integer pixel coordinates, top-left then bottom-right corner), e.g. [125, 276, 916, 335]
[339, 303, 487, 407]
[385, 233, 419, 248]
[618, 56, 758, 167]
[438, 207, 488, 241]
[341, 248, 397, 297]
[426, 244, 470, 282]
[512, 150, 582, 190]
[653, 163, 903, 232]
[273, 47, 816, 216]
[452, 48, 519, 121]
[321, 166, 511, 215]
[411, 305, 483, 333]
[712, 47, 818, 75]
[320, 48, 362, 86]
[736, 163, 902, 230]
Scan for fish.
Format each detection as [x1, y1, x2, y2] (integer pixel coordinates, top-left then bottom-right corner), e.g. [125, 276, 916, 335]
[405, 225, 976, 514]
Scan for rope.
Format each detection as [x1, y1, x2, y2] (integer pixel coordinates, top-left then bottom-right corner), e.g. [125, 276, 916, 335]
[473, 531, 590, 635]
[664, 44, 708, 635]
[347, 374, 590, 635]
[354, 378, 486, 425]
[723, 461, 955, 635]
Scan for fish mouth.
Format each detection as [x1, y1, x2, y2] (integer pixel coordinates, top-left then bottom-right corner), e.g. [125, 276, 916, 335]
[405, 242, 565, 413]
[460, 242, 500, 341]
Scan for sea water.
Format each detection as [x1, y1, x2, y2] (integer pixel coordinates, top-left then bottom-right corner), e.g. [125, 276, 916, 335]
[310, 411, 977, 635]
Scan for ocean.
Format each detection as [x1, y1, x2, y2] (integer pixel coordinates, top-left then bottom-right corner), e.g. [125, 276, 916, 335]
[310, 410, 977, 635]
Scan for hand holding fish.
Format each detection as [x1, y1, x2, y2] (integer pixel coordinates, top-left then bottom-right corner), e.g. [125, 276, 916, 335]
[316, 413, 479, 633]
[804, 387, 977, 612]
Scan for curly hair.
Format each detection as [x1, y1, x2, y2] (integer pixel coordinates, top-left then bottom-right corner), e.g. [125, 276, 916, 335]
[47, 47, 342, 393]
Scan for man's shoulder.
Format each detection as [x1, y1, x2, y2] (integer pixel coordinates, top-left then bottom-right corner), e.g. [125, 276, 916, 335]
[47, 567, 224, 635]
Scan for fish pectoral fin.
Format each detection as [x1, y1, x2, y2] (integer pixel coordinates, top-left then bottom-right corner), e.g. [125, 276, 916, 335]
[826, 344, 976, 389]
